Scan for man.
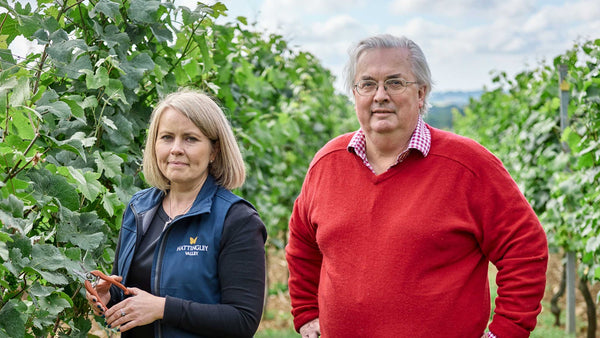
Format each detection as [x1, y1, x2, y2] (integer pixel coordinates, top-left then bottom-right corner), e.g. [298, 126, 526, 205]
[285, 34, 548, 338]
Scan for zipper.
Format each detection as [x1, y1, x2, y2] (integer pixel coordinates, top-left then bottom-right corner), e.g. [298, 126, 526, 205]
[153, 217, 174, 338]
[152, 208, 207, 337]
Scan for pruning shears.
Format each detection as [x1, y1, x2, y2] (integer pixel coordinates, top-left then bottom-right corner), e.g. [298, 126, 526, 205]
[74, 266, 131, 312]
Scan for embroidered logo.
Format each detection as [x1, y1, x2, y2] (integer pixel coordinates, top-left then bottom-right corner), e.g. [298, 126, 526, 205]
[176, 237, 208, 256]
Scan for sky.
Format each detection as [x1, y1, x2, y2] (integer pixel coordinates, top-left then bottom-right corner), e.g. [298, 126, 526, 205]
[7, 0, 600, 94]
[205, 0, 600, 93]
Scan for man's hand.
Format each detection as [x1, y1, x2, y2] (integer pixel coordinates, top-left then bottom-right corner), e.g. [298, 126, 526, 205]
[300, 317, 320, 338]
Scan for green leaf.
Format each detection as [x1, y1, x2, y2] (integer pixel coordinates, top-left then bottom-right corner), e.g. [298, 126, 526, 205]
[31, 244, 70, 271]
[8, 77, 30, 107]
[0, 299, 27, 338]
[6, 246, 30, 276]
[585, 236, 600, 253]
[101, 192, 121, 217]
[36, 270, 68, 285]
[150, 23, 172, 42]
[10, 108, 36, 139]
[104, 78, 127, 104]
[56, 208, 106, 251]
[84, 66, 109, 89]
[17, 14, 41, 37]
[67, 166, 102, 201]
[94, 151, 123, 178]
[36, 100, 71, 119]
[131, 52, 155, 71]
[210, 2, 228, 18]
[0, 194, 24, 218]
[91, 0, 121, 20]
[0, 230, 12, 260]
[197, 34, 213, 71]
[127, 0, 160, 23]
[0, 210, 31, 235]
[46, 35, 86, 63]
[29, 281, 56, 298]
[63, 97, 86, 120]
[27, 168, 79, 210]
[120, 53, 155, 89]
[0, 75, 17, 95]
[0, 13, 19, 45]
[576, 152, 595, 169]
[561, 126, 581, 152]
[67, 232, 105, 251]
[102, 24, 130, 49]
[0, 241, 8, 261]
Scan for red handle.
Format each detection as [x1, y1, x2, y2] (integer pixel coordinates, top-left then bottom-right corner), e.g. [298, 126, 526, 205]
[85, 279, 107, 312]
[90, 270, 132, 295]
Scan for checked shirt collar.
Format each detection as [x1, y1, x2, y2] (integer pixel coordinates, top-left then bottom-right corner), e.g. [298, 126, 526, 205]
[348, 115, 431, 174]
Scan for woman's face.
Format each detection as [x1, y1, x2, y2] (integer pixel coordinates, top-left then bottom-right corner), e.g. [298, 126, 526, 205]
[155, 107, 215, 191]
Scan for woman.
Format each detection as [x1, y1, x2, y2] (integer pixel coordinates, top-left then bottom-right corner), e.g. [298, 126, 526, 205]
[86, 89, 267, 337]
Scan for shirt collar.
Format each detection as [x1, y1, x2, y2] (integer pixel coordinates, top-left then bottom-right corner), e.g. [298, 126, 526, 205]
[348, 115, 431, 158]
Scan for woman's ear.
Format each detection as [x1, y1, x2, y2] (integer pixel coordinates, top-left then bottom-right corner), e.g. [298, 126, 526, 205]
[211, 142, 220, 163]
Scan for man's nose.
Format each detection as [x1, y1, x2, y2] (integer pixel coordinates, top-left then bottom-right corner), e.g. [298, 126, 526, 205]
[373, 83, 390, 102]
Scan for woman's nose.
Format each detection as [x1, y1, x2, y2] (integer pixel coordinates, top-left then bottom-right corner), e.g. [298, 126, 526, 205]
[170, 138, 184, 154]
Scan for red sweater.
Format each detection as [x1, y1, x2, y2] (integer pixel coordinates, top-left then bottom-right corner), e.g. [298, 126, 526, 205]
[286, 126, 548, 337]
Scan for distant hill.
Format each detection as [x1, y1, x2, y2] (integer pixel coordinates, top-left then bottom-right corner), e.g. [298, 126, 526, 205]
[425, 90, 483, 130]
[429, 90, 482, 106]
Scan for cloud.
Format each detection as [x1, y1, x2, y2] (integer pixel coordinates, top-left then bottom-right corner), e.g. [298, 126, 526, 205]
[389, 0, 537, 20]
[221, 0, 600, 91]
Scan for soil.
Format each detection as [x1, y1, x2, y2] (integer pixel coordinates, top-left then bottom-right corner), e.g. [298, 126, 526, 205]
[542, 251, 600, 337]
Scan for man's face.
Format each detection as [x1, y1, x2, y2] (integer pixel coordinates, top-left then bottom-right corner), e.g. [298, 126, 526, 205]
[353, 47, 425, 139]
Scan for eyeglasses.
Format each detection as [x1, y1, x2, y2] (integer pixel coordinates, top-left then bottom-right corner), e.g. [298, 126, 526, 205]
[354, 78, 417, 96]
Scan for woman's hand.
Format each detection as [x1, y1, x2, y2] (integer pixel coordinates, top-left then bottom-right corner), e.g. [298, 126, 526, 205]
[104, 288, 166, 332]
[85, 275, 119, 315]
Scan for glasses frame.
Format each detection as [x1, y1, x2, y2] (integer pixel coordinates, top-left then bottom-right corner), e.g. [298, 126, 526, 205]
[354, 78, 417, 96]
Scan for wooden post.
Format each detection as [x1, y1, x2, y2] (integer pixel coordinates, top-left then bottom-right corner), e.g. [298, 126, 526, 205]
[559, 64, 576, 335]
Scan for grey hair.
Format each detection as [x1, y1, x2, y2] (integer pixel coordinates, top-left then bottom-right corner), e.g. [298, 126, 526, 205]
[343, 34, 434, 114]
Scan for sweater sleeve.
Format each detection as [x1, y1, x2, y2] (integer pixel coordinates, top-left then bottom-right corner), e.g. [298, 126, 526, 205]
[162, 202, 267, 337]
[473, 153, 548, 337]
[285, 173, 322, 332]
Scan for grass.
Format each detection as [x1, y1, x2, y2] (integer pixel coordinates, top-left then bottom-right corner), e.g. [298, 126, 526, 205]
[531, 302, 576, 338]
[255, 327, 298, 338]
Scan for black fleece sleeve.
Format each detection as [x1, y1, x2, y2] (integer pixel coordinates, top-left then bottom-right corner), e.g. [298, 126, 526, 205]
[162, 201, 267, 337]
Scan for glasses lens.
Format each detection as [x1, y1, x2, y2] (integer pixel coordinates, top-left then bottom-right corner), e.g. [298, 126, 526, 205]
[356, 80, 376, 95]
[385, 79, 407, 93]
[355, 79, 412, 95]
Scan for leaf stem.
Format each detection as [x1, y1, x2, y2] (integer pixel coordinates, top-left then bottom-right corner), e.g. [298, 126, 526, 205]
[3, 132, 43, 183]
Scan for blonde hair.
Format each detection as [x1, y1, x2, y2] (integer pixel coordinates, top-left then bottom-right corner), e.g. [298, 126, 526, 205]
[143, 89, 246, 191]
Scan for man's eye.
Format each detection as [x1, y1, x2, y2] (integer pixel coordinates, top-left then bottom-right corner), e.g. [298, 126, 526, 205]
[387, 79, 404, 87]
[360, 81, 376, 89]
